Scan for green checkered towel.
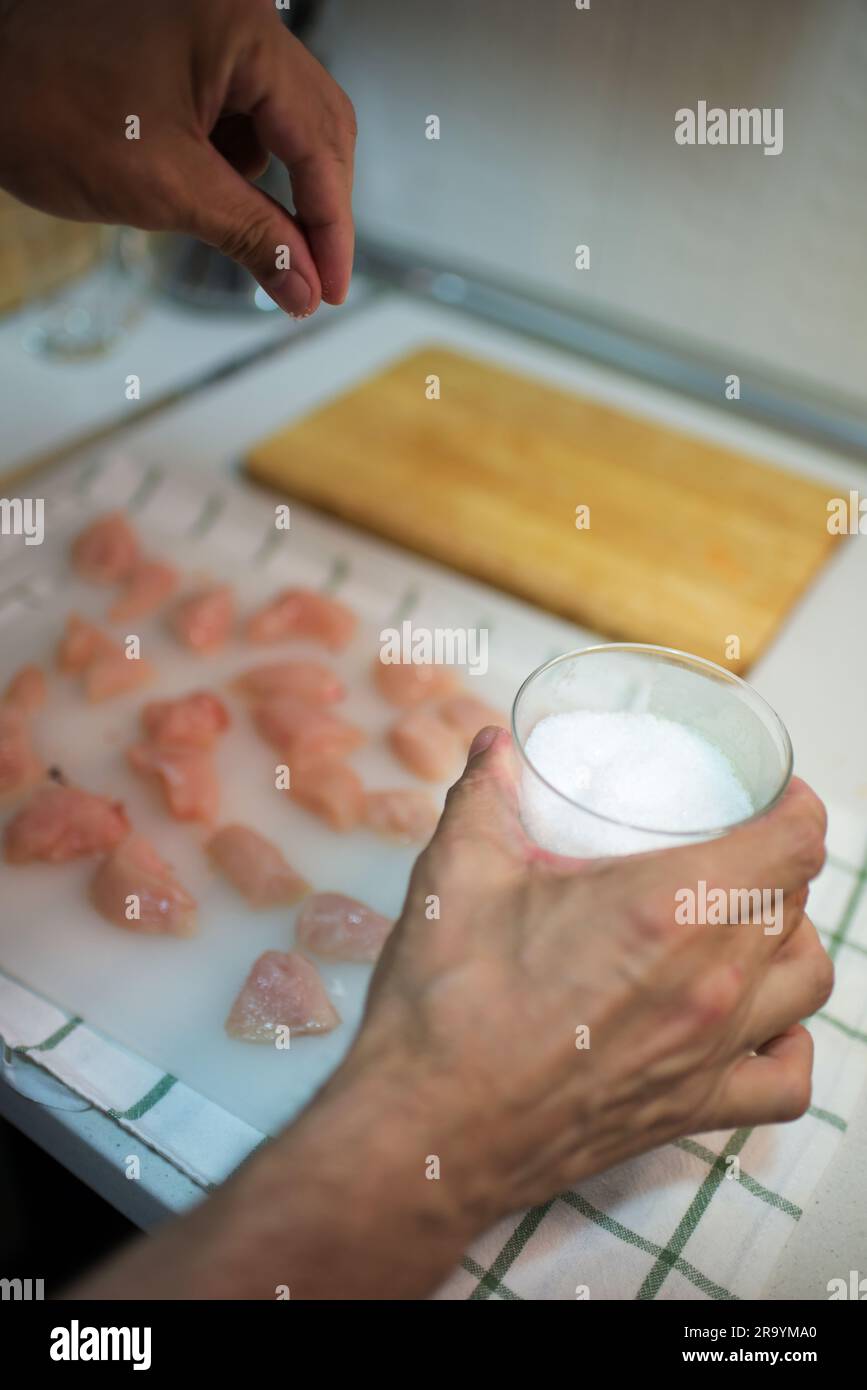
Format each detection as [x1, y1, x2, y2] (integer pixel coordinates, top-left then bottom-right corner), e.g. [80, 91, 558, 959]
[2, 801, 864, 1300]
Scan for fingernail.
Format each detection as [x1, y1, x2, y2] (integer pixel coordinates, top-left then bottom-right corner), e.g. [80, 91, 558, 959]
[467, 726, 499, 761]
[269, 269, 313, 317]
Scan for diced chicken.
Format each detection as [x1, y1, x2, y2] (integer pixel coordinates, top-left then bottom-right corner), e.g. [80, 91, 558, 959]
[142, 692, 230, 748]
[4, 784, 130, 863]
[233, 660, 345, 705]
[295, 893, 393, 964]
[56, 614, 116, 673]
[437, 693, 506, 745]
[71, 511, 140, 585]
[84, 649, 154, 702]
[246, 588, 357, 651]
[128, 742, 218, 822]
[0, 707, 42, 797]
[109, 558, 178, 621]
[3, 664, 46, 713]
[289, 759, 365, 831]
[364, 789, 440, 844]
[253, 695, 364, 763]
[207, 824, 309, 907]
[171, 585, 235, 652]
[372, 659, 459, 708]
[89, 834, 197, 936]
[225, 950, 340, 1042]
[388, 707, 464, 781]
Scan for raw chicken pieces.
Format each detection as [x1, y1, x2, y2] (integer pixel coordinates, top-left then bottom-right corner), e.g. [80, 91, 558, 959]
[128, 742, 219, 823]
[372, 659, 458, 707]
[233, 661, 345, 705]
[246, 589, 357, 651]
[207, 824, 309, 907]
[4, 784, 130, 863]
[171, 585, 235, 652]
[56, 615, 115, 672]
[141, 692, 230, 747]
[0, 707, 42, 798]
[4, 664, 46, 713]
[388, 696, 505, 780]
[388, 707, 464, 781]
[57, 615, 152, 702]
[289, 759, 366, 831]
[130, 690, 228, 821]
[225, 950, 340, 1042]
[252, 695, 364, 763]
[364, 789, 439, 843]
[85, 649, 154, 702]
[0, 666, 45, 796]
[437, 693, 505, 743]
[295, 893, 393, 963]
[90, 834, 197, 936]
[71, 512, 140, 585]
[109, 558, 178, 621]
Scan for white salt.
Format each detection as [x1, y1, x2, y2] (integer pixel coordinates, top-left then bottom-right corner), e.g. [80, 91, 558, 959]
[521, 709, 753, 858]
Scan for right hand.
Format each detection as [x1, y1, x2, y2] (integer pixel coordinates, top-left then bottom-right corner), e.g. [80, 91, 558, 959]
[0, 0, 357, 315]
[340, 728, 833, 1228]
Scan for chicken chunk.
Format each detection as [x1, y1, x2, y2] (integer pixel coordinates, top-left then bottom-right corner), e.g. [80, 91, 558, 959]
[246, 588, 356, 651]
[141, 692, 230, 748]
[0, 707, 42, 798]
[295, 893, 393, 963]
[225, 950, 340, 1042]
[372, 658, 459, 708]
[364, 789, 440, 844]
[171, 585, 235, 652]
[109, 558, 178, 621]
[4, 784, 130, 863]
[388, 707, 464, 781]
[128, 742, 218, 822]
[437, 693, 506, 744]
[3, 664, 46, 713]
[207, 824, 309, 907]
[56, 614, 116, 673]
[71, 511, 140, 585]
[89, 834, 197, 936]
[252, 695, 364, 763]
[233, 660, 345, 705]
[288, 759, 366, 831]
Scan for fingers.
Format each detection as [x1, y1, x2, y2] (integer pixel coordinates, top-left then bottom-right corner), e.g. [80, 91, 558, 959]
[210, 114, 271, 182]
[428, 727, 531, 866]
[632, 777, 826, 952]
[176, 142, 322, 316]
[742, 916, 834, 1047]
[249, 29, 356, 305]
[709, 1025, 814, 1128]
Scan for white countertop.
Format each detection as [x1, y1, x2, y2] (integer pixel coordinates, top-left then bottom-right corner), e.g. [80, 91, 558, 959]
[2, 285, 866, 1292]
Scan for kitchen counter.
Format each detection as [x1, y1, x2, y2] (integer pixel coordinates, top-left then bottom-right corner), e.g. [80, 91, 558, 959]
[2, 285, 866, 1298]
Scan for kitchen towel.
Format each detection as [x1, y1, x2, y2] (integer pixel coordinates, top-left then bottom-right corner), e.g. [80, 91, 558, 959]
[1, 806, 865, 1300]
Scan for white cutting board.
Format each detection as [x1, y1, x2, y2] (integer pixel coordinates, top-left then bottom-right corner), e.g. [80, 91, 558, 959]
[0, 452, 594, 1134]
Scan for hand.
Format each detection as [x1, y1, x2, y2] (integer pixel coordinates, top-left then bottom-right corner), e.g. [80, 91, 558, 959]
[343, 727, 833, 1226]
[68, 728, 832, 1301]
[0, 0, 356, 315]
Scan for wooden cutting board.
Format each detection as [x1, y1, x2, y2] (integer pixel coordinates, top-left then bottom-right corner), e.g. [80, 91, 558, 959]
[246, 346, 842, 672]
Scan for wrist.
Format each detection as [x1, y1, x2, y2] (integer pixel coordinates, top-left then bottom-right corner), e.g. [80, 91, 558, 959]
[252, 1047, 490, 1297]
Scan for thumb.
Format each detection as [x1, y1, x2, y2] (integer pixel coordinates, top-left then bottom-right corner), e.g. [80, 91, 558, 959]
[439, 726, 528, 851]
[176, 144, 322, 317]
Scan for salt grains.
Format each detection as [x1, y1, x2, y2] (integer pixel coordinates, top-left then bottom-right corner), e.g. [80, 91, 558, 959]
[521, 709, 753, 858]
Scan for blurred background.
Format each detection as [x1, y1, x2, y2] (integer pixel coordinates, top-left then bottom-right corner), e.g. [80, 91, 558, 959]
[2, 0, 866, 467]
[2, 0, 867, 1301]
